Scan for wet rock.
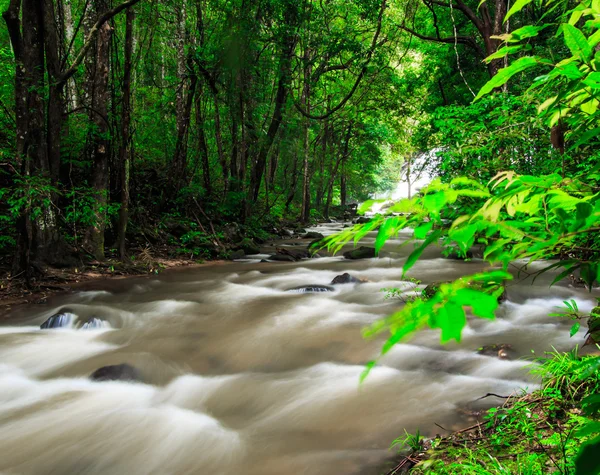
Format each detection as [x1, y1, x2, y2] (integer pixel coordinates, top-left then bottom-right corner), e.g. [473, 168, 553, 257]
[331, 273, 363, 284]
[229, 249, 246, 260]
[40, 311, 76, 329]
[303, 231, 324, 239]
[90, 364, 141, 382]
[476, 344, 514, 360]
[236, 238, 260, 255]
[275, 247, 310, 260]
[268, 254, 296, 262]
[287, 285, 334, 293]
[354, 216, 371, 224]
[343, 246, 376, 260]
[422, 282, 447, 299]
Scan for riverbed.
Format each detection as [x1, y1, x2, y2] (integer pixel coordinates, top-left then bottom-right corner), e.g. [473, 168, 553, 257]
[0, 221, 594, 475]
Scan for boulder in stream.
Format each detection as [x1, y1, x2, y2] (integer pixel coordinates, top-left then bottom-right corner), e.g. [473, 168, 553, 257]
[90, 364, 141, 382]
[303, 231, 324, 239]
[235, 238, 260, 255]
[354, 216, 371, 224]
[287, 285, 334, 293]
[268, 254, 296, 262]
[229, 249, 246, 260]
[476, 344, 514, 360]
[40, 311, 76, 329]
[343, 246, 376, 260]
[331, 273, 363, 284]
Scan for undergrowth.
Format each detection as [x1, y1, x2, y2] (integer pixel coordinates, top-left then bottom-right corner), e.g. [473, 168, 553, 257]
[391, 349, 600, 475]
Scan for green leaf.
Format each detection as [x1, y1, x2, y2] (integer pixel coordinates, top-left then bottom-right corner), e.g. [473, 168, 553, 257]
[575, 436, 600, 475]
[403, 230, 442, 276]
[455, 288, 499, 319]
[580, 263, 597, 289]
[375, 217, 401, 253]
[475, 57, 542, 101]
[571, 127, 600, 149]
[562, 24, 593, 61]
[504, 0, 534, 23]
[353, 219, 381, 247]
[423, 192, 447, 214]
[414, 221, 433, 240]
[432, 302, 466, 342]
[484, 45, 524, 62]
[570, 322, 581, 337]
[359, 361, 376, 384]
[358, 199, 386, 214]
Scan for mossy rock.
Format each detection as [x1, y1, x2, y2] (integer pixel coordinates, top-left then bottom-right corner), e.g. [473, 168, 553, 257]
[236, 238, 260, 255]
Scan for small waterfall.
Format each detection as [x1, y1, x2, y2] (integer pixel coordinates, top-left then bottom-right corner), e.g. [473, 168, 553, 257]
[40, 312, 76, 329]
[286, 285, 334, 293]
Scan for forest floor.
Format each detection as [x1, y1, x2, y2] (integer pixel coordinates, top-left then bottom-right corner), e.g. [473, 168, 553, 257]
[0, 252, 207, 315]
[0, 217, 327, 314]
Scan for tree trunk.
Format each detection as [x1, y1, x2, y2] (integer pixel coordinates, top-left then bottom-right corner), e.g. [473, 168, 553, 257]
[172, 0, 190, 188]
[300, 47, 312, 223]
[84, 0, 113, 260]
[117, 6, 134, 259]
[248, 1, 298, 203]
[196, 92, 212, 197]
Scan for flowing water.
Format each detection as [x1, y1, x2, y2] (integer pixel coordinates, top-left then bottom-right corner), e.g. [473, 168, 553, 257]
[0, 222, 596, 475]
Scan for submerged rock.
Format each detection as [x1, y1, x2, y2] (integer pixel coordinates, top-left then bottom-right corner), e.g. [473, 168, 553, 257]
[286, 285, 334, 293]
[476, 344, 514, 360]
[343, 246, 376, 260]
[40, 311, 76, 329]
[303, 231, 324, 239]
[90, 364, 141, 382]
[268, 254, 296, 262]
[331, 273, 363, 284]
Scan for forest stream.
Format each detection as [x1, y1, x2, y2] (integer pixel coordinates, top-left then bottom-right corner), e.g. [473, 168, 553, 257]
[0, 221, 596, 475]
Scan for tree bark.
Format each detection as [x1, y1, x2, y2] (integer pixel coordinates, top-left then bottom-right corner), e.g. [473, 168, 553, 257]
[84, 0, 113, 260]
[117, 6, 134, 259]
[300, 46, 312, 223]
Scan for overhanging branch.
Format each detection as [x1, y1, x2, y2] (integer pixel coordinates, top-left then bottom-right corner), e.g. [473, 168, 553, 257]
[58, 0, 143, 86]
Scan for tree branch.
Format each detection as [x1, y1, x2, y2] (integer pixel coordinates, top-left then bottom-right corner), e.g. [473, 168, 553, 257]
[295, 0, 387, 120]
[399, 24, 483, 56]
[454, 0, 485, 32]
[57, 0, 143, 85]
